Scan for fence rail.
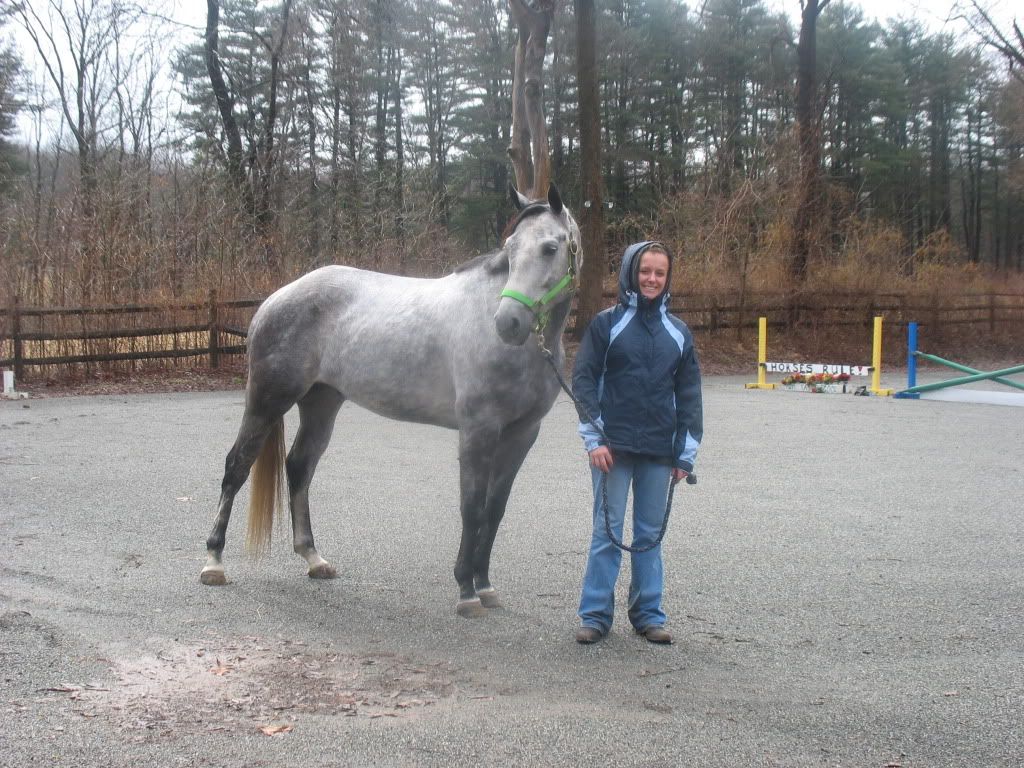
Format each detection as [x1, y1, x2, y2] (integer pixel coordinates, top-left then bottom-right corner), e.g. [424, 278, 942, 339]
[1, 290, 1022, 378]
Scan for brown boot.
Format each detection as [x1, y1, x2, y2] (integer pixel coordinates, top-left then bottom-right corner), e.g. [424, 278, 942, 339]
[637, 625, 672, 644]
[575, 626, 604, 644]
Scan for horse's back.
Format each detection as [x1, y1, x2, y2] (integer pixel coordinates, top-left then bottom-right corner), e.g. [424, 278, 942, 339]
[246, 266, 470, 426]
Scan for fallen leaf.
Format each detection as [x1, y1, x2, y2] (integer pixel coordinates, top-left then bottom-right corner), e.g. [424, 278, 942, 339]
[210, 659, 233, 676]
[258, 724, 293, 737]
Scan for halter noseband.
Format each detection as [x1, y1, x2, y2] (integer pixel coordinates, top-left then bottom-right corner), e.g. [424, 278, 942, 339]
[499, 206, 580, 334]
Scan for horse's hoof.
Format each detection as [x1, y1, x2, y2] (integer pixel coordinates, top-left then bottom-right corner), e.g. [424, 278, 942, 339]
[200, 568, 227, 586]
[477, 587, 503, 609]
[308, 562, 338, 580]
[456, 598, 487, 618]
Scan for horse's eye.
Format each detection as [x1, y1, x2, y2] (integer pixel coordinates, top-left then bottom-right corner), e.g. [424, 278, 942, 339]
[542, 242, 559, 257]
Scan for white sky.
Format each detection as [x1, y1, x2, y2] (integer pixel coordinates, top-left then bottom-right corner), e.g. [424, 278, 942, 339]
[773, 0, 1014, 33]
[823, 0, 957, 27]
[5, 0, 1020, 148]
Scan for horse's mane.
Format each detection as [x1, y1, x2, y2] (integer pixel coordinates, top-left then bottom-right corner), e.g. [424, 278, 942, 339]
[452, 202, 552, 275]
[501, 202, 549, 241]
[453, 249, 508, 275]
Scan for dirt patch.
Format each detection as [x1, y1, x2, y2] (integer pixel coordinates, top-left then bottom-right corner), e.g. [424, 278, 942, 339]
[43, 636, 456, 741]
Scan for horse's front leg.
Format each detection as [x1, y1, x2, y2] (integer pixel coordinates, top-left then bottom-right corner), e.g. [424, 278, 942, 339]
[454, 425, 500, 618]
[473, 419, 541, 609]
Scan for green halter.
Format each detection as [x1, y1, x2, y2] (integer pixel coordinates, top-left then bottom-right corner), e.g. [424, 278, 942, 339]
[500, 233, 580, 334]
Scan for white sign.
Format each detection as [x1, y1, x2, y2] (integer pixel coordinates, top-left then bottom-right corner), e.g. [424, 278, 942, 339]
[765, 362, 872, 376]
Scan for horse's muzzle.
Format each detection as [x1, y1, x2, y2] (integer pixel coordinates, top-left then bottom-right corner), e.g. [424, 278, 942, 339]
[494, 300, 532, 346]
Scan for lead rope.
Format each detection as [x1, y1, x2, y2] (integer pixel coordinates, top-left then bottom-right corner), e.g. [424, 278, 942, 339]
[536, 337, 694, 554]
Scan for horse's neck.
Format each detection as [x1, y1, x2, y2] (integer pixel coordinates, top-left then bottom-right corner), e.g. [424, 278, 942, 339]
[539, 298, 572, 357]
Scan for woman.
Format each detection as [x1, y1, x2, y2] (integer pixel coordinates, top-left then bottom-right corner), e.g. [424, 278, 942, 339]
[572, 241, 703, 645]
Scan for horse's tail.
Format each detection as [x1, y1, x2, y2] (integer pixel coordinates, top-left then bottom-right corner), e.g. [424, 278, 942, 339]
[246, 418, 286, 557]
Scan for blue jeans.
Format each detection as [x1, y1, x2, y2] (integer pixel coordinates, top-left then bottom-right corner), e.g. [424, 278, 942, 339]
[578, 454, 671, 633]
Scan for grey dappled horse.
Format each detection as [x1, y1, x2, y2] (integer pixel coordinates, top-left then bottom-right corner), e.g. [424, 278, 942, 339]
[201, 185, 582, 617]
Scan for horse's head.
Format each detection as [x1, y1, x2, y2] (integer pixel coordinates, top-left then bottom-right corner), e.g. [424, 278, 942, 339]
[494, 184, 583, 346]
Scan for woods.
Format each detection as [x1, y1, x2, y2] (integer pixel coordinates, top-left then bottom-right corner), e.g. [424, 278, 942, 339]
[2, 0, 1024, 316]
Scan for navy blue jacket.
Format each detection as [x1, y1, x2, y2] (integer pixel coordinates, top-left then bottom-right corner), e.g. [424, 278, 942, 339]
[572, 242, 703, 472]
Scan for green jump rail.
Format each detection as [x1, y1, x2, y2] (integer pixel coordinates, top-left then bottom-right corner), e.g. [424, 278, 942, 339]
[894, 321, 1024, 399]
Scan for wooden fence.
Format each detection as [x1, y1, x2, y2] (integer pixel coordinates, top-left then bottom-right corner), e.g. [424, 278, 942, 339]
[1, 290, 1022, 379]
[0, 290, 259, 379]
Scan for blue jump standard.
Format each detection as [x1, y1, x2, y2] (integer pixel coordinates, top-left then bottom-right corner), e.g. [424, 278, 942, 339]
[895, 321, 1024, 403]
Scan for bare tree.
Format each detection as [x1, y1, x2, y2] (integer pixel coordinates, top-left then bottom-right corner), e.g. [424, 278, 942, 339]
[406, 0, 462, 229]
[960, 1, 1024, 82]
[254, 0, 293, 233]
[507, 0, 554, 199]
[14, 0, 142, 218]
[312, 0, 367, 250]
[203, 0, 248, 209]
[203, 0, 293, 240]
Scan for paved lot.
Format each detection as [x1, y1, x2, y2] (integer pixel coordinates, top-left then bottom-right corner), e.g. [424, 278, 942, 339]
[1, 375, 1022, 767]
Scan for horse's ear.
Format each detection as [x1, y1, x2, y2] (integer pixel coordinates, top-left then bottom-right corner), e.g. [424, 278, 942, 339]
[547, 183, 563, 215]
[509, 184, 531, 211]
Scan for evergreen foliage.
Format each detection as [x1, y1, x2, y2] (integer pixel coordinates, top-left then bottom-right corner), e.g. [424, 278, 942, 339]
[4, 0, 1024, 306]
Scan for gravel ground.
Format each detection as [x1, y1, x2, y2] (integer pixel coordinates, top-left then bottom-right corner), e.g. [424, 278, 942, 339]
[1, 373, 1022, 767]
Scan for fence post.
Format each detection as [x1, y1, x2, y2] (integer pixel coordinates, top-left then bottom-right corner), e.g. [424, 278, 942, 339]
[208, 288, 220, 369]
[12, 294, 23, 380]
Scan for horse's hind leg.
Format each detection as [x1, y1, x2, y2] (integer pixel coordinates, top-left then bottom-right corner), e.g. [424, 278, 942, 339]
[201, 409, 282, 585]
[473, 420, 541, 609]
[287, 383, 345, 579]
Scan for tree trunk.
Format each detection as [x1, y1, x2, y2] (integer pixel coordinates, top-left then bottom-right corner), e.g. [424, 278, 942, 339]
[573, 0, 605, 340]
[372, 0, 392, 242]
[204, 0, 251, 216]
[393, 47, 406, 262]
[303, 53, 320, 265]
[508, 0, 554, 199]
[790, 0, 831, 281]
[254, 0, 292, 244]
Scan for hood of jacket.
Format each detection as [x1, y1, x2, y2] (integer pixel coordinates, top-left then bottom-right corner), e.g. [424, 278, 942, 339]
[618, 241, 672, 310]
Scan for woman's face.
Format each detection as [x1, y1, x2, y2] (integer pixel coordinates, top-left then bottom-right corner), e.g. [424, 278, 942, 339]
[637, 250, 670, 299]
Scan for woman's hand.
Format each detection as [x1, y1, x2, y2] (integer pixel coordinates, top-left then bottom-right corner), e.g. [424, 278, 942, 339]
[588, 446, 614, 473]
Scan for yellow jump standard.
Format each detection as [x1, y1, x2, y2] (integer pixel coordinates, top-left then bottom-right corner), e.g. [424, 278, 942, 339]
[745, 317, 775, 390]
[745, 315, 893, 395]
